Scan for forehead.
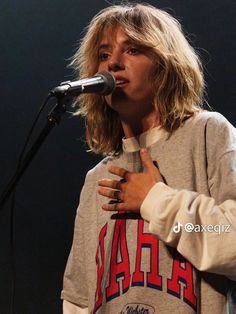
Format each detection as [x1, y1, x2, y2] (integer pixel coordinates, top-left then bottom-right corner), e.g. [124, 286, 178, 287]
[98, 26, 134, 47]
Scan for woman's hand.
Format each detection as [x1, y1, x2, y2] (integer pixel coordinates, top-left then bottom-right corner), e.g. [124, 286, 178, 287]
[97, 149, 163, 212]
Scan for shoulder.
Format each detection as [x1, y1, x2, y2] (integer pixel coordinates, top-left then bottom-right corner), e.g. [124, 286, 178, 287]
[189, 111, 236, 157]
[85, 154, 123, 182]
[77, 155, 119, 204]
[187, 111, 231, 127]
[184, 111, 235, 136]
[169, 111, 236, 157]
[170, 111, 231, 141]
[79, 154, 124, 201]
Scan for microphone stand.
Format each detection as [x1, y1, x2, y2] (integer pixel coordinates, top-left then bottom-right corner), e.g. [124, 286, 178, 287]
[0, 95, 67, 210]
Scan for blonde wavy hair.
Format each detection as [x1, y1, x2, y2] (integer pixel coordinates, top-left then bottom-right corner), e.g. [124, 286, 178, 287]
[71, 3, 205, 155]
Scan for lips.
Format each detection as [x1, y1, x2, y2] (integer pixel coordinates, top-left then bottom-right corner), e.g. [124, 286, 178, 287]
[114, 76, 129, 88]
[116, 79, 127, 85]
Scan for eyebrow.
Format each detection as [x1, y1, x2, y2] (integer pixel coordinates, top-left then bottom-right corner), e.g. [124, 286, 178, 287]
[98, 39, 136, 51]
[98, 44, 110, 51]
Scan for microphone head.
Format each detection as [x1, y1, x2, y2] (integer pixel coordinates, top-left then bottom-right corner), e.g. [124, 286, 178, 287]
[95, 71, 116, 95]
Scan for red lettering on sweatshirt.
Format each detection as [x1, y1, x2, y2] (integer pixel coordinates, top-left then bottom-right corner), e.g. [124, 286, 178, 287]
[93, 220, 197, 313]
[93, 224, 107, 313]
[167, 251, 197, 311]
[106, 219, 131, 301]
[132, 220, 162, 290]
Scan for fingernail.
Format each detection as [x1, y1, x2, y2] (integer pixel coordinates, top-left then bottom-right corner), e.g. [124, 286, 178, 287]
[140, 148, 147, 154]
[153, 160, 159, 168]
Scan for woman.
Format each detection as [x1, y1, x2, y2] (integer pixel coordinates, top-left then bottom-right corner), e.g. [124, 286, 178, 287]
[62, 3, 236, 313]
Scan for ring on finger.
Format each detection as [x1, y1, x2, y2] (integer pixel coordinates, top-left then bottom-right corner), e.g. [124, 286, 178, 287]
[114, 190, 122, 202]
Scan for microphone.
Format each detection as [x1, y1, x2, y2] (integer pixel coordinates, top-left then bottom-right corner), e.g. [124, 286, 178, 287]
[51, 71, 116, 97]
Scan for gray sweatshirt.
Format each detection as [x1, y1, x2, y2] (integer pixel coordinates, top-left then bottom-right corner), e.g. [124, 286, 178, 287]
[62, 111, 236, 314]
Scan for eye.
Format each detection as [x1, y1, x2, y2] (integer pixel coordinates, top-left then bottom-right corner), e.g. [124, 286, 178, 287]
[98, 52, 110, 61]
[127, 47, 141, 55]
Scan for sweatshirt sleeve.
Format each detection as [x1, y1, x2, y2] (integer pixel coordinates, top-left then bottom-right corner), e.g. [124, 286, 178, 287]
[141, 113, 236, 279]
[61, 174, 93, 307]
[63, 300, 88, 314]
[141, 182, 236, 279]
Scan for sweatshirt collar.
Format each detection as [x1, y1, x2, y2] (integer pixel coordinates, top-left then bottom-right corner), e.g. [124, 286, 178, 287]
[122, 126, 167, 153]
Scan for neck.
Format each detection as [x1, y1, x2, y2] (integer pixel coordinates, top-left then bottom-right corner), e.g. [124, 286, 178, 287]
[120, 112, 160, 138]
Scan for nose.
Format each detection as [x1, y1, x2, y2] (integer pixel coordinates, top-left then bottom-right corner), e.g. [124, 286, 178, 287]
[108, 53, 125, 72]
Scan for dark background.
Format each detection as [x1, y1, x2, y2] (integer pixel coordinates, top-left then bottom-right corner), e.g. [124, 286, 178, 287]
[0, 0, 235, 313]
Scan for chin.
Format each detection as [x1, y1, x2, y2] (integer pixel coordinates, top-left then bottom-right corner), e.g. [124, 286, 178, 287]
[106, 90, 127, 106]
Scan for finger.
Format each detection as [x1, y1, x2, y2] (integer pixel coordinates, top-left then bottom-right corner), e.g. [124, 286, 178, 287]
[101, 201, 121, 211]
[97, 179, 121, 189]
[101, 201, 128, 211]
[140, 148, 156, 171]
[108, 199, 122, 204]
[108, 166, 130, 180]
[98, 187, 122, 200]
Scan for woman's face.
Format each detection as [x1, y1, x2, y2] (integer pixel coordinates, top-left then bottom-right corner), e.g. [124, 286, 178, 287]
[97, 27, 156, 119]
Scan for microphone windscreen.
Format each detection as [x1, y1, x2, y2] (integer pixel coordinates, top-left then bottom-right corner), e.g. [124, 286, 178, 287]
[95, 71, 116, 95]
